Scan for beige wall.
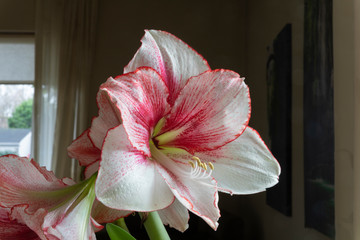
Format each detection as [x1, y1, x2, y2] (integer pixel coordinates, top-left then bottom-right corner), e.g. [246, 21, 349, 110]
[334, 0, 355, 239]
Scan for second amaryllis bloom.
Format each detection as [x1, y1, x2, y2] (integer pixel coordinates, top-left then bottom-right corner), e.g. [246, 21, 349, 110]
[68, 30, 281, 231]
[0, 155, 130, 240]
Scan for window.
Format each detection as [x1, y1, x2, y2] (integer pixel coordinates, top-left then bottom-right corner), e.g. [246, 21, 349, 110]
[0, 34, 35, 157]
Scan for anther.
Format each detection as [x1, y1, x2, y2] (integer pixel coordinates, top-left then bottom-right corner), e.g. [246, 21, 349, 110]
[201, 162, 207, 170]
[188, 161, 196, 169]
[208, 162, 214, 170]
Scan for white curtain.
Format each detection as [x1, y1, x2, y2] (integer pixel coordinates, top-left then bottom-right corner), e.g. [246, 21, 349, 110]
[34, 0, 98, 181]
[33, 0, 63, 170]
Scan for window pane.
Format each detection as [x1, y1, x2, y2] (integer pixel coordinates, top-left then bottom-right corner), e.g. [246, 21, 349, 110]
[0, 35, 34, 83]
[0, 84, 33, 157]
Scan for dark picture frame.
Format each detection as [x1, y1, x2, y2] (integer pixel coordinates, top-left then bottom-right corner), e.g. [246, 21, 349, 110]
[266, 24, 292, 217]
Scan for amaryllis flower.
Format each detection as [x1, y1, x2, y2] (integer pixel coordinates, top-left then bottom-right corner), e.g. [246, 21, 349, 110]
[68, 30, 280, 231]
[0, 155, 130, 240]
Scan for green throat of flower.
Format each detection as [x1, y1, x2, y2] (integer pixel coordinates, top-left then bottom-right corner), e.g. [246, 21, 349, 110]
[149, 118, 214, 177]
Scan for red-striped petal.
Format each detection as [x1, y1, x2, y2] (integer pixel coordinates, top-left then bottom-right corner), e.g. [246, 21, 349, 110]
[150, 145, 220, 230]
[100, 67, 170, 157]
[156, 69, 250, 154]
[89, 90, 122, 149]
[95, 125, 175, 211]
[124, 30, 210, 105]
[67, 129, 100, 168]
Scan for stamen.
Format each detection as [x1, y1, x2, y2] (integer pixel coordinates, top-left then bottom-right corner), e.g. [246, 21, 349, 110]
[188, 161, 196, 169]
[192, 156, 201, 166]
[201, 162, 207, 170]
[208, 162, 214, 170]
[188, 155, 214, 179]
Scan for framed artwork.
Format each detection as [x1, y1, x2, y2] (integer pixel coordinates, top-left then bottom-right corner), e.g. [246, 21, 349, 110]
[303, 0, 335, 237]
[266, 24, 292, 216]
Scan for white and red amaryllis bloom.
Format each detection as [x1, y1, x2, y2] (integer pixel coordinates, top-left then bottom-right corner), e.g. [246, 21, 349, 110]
[0, 155, 131, 240]
[68, 30, 280, 231]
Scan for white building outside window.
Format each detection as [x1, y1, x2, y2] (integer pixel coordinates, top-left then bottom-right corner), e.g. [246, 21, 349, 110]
[0, 34, 34, 157]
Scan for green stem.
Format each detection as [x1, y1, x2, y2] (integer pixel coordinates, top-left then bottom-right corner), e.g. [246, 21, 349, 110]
[114, 218, 130, 233]
[140, 212, 170, 240]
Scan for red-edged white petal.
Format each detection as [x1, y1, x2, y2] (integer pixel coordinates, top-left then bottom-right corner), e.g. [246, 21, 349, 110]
[100, 67, 170, 157]
[196, 127, 281, 195]
[9, 206, 48, 240]
[44, 185, 96, 240]
[83, 160, 100, 180]
[0, 155, 73, 211]
[151, 147, 220, 230]
[91, 200, 132, 224]
[6, 180, 95, 240]
[89, 90, 122, 149]
[95, 125, 174, 211]
[67, 129, 101, 167]
[0, 207, 40, 240]
[0, 155, 107, 239]
[156, 70, 250, 154]
[91, 218, 103, 232]
[124, 30, 210, 105]
[158, 199, 189, 232]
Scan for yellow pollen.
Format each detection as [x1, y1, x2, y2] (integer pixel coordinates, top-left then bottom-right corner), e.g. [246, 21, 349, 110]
[189, 155, 214, 172]
[191, 156, 201, 166]
[201, 162, 207, 170]
[188, 161, 196, 168]
[208, 162, 214, 170]
[191, 156, 201, 161]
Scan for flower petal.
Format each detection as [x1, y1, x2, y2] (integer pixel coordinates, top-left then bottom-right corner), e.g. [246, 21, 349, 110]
[0, 155, 73, 212]
[9, 205, 48, 240]
[100, 67, 170, 157]
[158, 199, 189, 232]
[124, 30, 210, 105]
[91, 217, 103, 232]
[0, 207, 40, 240]
[83, 160, 100, 180]
[91, 200, 132, 224]
[89, 90, 122, 149]
[67, 129, 101, 168]
[151, 147, 220, 230]
[0, 155, 106, 239]
[156, 70, 250, 154]
[95, 125, 175, 211]
[44, 183, 96, 240]
[196, 127, 281, 194]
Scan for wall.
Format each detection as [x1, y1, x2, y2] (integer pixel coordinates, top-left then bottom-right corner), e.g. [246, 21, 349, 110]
[334, 0, 355, 239]
[88, 0, 247, 119]
[217, 0, 332, 239]
[19, 132, 32, 157]
[0, 0, 35, 32]
[0, 144, 17, 155]
[223, 0, 354, 240]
